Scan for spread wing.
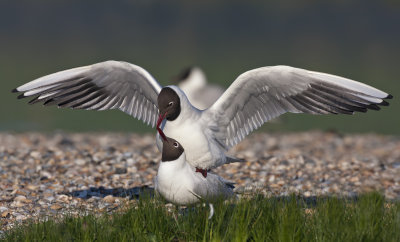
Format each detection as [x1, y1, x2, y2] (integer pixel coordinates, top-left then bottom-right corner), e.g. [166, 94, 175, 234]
[13, 60, 162, 127]
[203, 65, 392, 149]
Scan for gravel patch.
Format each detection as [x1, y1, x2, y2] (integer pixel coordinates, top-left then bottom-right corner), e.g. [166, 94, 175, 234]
[0, 131, 399, 229]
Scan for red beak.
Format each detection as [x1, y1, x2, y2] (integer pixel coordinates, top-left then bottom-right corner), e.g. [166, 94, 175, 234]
[156, 112, 168, 141]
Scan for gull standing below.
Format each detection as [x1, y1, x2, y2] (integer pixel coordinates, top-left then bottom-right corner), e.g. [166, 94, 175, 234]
[155, 135, 235, 219]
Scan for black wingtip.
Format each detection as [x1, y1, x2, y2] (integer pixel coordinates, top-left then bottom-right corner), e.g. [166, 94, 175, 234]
[17, 93, 27, 99]
[28, 96, 41, 105]
[378, 100, 390, 106]
[367, 104, 381, 111]
[11, 88, 19, 93]
[386, 94, 393, 99]
[43, 99, 54, 106]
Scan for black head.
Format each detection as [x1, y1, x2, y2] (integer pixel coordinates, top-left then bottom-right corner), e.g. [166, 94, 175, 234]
[162, 137, 184, 162]
[172, 67, 193, 84]
[157, 87, 181, 121]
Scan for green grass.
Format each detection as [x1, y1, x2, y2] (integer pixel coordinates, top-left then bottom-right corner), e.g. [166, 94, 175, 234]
[3, 192, 400, 241]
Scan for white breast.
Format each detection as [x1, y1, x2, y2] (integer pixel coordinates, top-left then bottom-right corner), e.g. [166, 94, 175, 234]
[155, 154, 235, 205]
[155, 156, 203, 205]
[156, 116, 226, 169]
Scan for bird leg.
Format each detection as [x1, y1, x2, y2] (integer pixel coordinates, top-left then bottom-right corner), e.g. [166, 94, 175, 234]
[208, 203, 214, 219]
[195, 168, 208, 178]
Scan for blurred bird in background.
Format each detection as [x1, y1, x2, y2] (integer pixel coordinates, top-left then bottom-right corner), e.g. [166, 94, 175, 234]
[173, 67, 225, 110]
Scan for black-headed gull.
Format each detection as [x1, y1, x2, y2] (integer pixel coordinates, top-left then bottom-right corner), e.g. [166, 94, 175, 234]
[13, 60, 392, 175]
[173, 66, 225, 110]
[155, 135, 235, 209]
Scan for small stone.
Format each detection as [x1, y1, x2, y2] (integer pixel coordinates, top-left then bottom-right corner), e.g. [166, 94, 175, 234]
[56, 194, 70, 203]
[1, 211, 10, 218]
[12, 201, 26, 208]
[26, 184, 38, 191]
[115, 167, 127, 174]
[74, 159, 86, 166]
[392, 162, 400, 169]
[50, 204, 62, 210]
[350, 176, 359, 183]
[15, 214, 27, 221]
[16, 190, 27, 196]
[126, 158, 135, 166]
[127, 167, 138, 173]
[123, 152, 132, 158]
[59, 138, 74, 146]
[30, 151, 41, 158]
[103, 195, 116, 203]
[87, 197, 100, 203]
[14, 195, 27, 203]
[40, 171, 52, 179]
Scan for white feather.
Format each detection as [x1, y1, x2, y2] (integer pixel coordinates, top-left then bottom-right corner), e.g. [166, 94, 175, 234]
[17, 66, 90, 92]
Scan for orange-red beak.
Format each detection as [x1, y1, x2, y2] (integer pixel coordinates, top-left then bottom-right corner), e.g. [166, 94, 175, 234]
[156, 112, 168, 141]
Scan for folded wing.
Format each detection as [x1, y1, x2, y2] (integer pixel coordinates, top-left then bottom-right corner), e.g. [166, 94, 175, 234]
[13, 60, 162, 127]
[204, 65, 392, 149]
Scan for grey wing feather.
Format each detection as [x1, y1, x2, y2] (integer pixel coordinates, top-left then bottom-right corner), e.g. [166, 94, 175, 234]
[192, 173, 235, 201]
[14, 60, 162, 127]
[225, 156, 245, 164]
[204, 65, 392, 149]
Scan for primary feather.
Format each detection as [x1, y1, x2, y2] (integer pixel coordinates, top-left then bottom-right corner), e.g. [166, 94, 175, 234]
[14, 61, 162, 127]
[204, 65, 391, 149]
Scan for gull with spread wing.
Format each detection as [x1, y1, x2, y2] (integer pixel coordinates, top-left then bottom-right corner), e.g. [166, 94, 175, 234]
[13, 60, 392, 177]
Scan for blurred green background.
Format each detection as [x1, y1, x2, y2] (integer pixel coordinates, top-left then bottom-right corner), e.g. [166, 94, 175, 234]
[1, 0, 399, 134]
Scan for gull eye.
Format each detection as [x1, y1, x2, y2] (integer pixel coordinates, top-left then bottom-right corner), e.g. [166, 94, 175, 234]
[173, 142, 179, 148]
[168, 101, 173, 106]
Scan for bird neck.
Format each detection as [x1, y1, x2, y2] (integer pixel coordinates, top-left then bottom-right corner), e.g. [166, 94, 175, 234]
[159, 153, 191, 172]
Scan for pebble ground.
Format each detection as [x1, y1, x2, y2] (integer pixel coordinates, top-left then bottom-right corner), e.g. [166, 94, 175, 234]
[0, 131, 399, 230]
